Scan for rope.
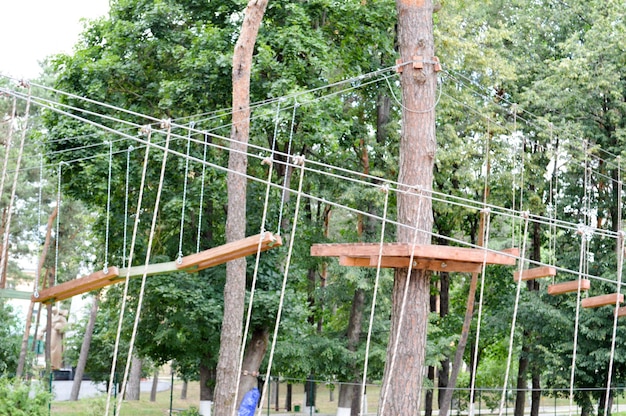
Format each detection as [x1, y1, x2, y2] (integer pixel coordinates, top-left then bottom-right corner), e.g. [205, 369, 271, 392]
[53, 162, 64, 287]
[122, 146, 133, 266]
[469, 209, 491, 416]
[256, 155, 306, 416]
[379, 187, 427, 416]
[196, 134, 208, 253]
[33, 151, 44, 298]
[116, 119, 173, 415]
[232, 113, 279, 415]
[277, 101, 297, 234]
[603, 231, 625, 416]
[105, 128, 153, 416]
[176, 122, 194, 263]
[0, 88, 30, 285]
[103, 140, 113, 273]
[359, 183, 390, 416]
[567, 226, 589, 416]
[498, 211, 530, 416]
[0, 96, 16, 202]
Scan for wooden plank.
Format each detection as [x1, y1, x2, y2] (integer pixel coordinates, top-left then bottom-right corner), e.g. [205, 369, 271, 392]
[178, 233, 282, 272]
[581, 293, 624, 309]
[615, 306, 626, 318]
[514, 266, 557, 282]
[118, 261, 178, 278]
[311, 243, 517, 266]
[339, 255, 482, 272]
[0, 289, 33, 300]
[547, 279, 591, 295]
[34, 267, 120, 303]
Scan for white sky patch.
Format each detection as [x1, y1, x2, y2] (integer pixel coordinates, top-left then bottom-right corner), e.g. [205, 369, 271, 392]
[0, 0, 109, 80]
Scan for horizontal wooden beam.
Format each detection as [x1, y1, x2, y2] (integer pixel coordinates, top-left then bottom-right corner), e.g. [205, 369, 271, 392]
[581, 293, 624, 309]
[0, 289, 33, 300]
[547, 279, 590, 295]
[312, 243, 517, 269]
[178, 233, 282, 272]
[339, 256, 482, 273]
[34, 267, 120, 303]
[616, 306, 626, 318]
[514, 266, 557, 282]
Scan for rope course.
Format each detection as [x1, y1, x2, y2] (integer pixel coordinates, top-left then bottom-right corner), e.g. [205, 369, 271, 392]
[2, 62, 626, 416]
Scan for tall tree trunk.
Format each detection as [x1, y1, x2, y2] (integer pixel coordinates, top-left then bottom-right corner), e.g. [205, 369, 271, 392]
[337, 288, 365, 416]
[425, 287, 437, 416]
[514, 338, 530, 416]
[181, 380, 188, 400]
[70, 293, 100, 400]
[438, 271, 450, 410]
[150, 367, 159, 402]
[531, 367, 541, 416]
[200, 361, 216, 402]
[379, 3, 436, 415]
[16, 206, 57, 378]
[236, 328, 269, 408]
[214, 1, 268, 415]
[126, 355, 142, 401]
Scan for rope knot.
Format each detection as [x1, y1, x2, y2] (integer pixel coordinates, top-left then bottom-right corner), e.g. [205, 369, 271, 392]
[139, 125, 152, 136]
[160, 118, 172, 129]
[18, 79, 30, 88]
[292, 155, 305, 166]
[380, 184, 390, 194]
[261, 157, 273, 166]
[481, 207, 491, 214]
[522, 210, 530, 219]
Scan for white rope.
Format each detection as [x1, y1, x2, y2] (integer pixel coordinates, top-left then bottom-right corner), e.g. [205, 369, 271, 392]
[105, 128, 152, 416]
[196, 134, 208, 253]
[54, 162, 63, 287]
[122, 145, 133, 266]
[176, 122, 194, 263]
[277, 101, 297, 234]
[359, 184, 390, 416]
[33, 151, 44, 299]
[0, 88, 30, 285]
[603, 230, 625, 416]
[0, 96, 16, 202]
[116, 120, 173, 415]
[567, 227, 589, 416]
[379, 188, 427, 416]
[498, 211, 530, 416]
[468, 209, 491, 416]
[232, 126, 279, 416]
[103, 140, 113, 273]
[256, 155, 306, 416]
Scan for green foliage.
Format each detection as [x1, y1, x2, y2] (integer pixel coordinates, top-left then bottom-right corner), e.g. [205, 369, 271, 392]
[0, 302, 21, 376]
[0, 377, 52, 416]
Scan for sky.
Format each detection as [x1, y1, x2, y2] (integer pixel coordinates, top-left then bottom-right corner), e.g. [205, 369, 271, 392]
[0, 0, 110, 80]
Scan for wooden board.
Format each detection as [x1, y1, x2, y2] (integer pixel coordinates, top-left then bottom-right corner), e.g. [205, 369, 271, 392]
[312, 243, 517, 271]
[33, 233, 283, 303]
[615, 306, 626, 318]
[34, 267, 120, 304]
[547, 279, 590, 295]
[581, 293, 624, 309]
[514, 266, 557, 282]
[0, 288, 33, 300]
[177, 232, 282, 272]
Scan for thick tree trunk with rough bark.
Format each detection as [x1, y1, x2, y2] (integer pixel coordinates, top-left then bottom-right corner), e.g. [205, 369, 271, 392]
[337, 288, 365, 415]
[126, 355, 142, 400]
[378, 1, 436, 414]
[213, 1, 268, 415]
[236, 328, 269, 407]
[70, 293, 99, 400]
[150, 367, 159, 402]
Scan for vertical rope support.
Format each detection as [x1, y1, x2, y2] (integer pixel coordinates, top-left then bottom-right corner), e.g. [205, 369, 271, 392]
[231, 145, 278, 416]
[33, 151, 44, 298]
[116, 120, 173, 415]
[256, 155, 306, 416]
[0, 96, 16, 201]
[122, 145, 133, 266]
[177, 122, 194, 263]
[469, 209, 492, 416]
[380, 186, 426, 416]
[277, 101, 298, 235]
[360, 184, 390, 416]
[103, 140, 113, 273]
[603, 231, 625, 416]
[0, 89, 30, 286]
[105, 128, 152, 416]
[498, 211, 530, 416]
[54, 162, 63, 287]
[196, 134, 208, 253]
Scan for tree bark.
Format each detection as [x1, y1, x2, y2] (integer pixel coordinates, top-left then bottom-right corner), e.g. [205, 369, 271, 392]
[337, 288, 365, 415]
[150, 367, 159, 402]
[438, 272, 450, 410]
[379, 2, 436, 414]
[514, 338, 530, 416]
[236, 328, 269, 408]
[126, 355, 142, 400]
[200, 361, 216, 402]
[16, 206, 57, 378]
[70, 293, 100, 400]
[181, 380, 188, 400]
[214, 1, 268, 415]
